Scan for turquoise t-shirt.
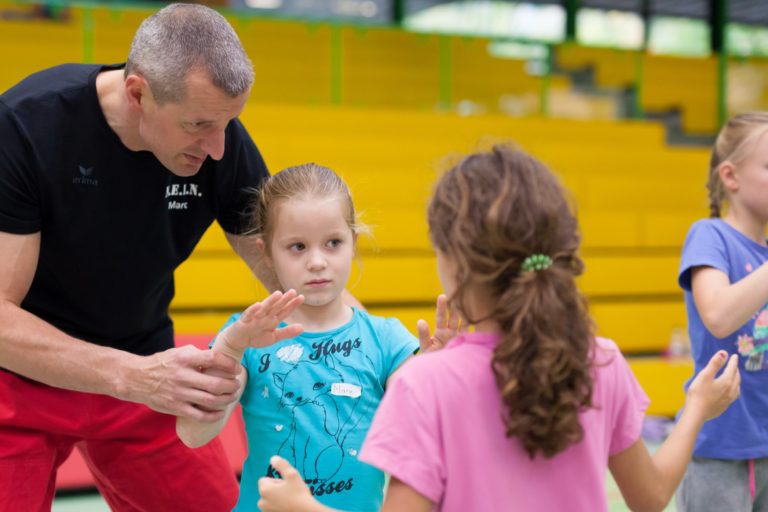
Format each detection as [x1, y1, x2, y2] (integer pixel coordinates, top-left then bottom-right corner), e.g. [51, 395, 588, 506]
[223, 308, 418, 512]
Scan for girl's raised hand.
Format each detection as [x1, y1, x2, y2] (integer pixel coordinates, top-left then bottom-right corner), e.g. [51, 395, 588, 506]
[258, 456, 321, 512]
[686, 350, 741, 422]
[218, 290, 304, 355]
[416, 294, 465, 353]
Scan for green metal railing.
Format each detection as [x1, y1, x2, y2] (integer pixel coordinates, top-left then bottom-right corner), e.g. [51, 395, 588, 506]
[1, 0, 742, 131]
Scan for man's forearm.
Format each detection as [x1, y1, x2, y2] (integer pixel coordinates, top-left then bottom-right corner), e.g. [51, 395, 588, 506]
[0, 300, 133, 397]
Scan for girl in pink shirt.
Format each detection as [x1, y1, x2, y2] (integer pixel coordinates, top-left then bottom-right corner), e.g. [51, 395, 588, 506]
[257, 144, 741, 512]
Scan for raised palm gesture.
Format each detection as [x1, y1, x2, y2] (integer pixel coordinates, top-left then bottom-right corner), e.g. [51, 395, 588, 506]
[416, 294, 466, 353]
[215, 290, 304, 360]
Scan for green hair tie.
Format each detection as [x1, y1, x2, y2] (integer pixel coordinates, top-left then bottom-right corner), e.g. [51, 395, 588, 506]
[521, 254, 552, 273]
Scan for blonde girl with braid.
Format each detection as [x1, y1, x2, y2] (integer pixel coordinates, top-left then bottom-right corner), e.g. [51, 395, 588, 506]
[176, 163, 459, 512]
[676, 112, 768, 512]
[255, 144, 740, 512]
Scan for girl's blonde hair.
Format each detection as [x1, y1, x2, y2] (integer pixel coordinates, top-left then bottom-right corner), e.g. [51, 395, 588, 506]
[427, 143, 594, 459]
[251, 163, 365, 247]
[708, 112, 768, 218]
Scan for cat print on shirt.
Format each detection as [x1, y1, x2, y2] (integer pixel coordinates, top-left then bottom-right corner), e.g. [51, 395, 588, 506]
[270, 351, 367, 481]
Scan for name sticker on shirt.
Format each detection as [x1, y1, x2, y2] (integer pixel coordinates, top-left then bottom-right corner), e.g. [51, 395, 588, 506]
[331, 383, 362, 398]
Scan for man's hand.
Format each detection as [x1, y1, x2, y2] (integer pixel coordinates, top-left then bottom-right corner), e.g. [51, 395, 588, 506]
[124, 344, 242, 421]
[121, 290, 304, 421]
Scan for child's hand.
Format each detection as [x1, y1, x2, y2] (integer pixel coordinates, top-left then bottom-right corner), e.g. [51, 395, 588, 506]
[416, 294, 465, 353]
[258, 456, 318, 512]
[686, 350, 741, 422]
[218, 290, 304, 357]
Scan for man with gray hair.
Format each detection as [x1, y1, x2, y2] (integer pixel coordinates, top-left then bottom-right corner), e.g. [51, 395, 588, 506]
[0, 4, 271, 510]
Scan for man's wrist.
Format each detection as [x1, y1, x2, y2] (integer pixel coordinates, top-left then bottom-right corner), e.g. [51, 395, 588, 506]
[110, 351, 146, 403]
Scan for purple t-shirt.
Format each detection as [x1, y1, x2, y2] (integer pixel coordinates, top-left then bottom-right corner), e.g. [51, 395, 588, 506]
[679, 218, 768, 459]
[359, 332, 648, 512]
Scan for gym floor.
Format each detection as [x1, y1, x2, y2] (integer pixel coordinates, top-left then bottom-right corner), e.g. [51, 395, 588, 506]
[53, 440, 676, 512]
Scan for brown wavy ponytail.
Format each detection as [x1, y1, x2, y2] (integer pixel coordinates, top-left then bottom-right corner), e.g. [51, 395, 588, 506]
[428, 144, 594, 459]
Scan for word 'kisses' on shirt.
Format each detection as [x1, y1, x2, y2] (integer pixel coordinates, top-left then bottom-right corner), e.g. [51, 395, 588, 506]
[267, 463, 355, 497]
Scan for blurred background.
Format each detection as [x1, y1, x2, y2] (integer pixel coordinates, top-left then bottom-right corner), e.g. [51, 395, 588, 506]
[2, 1, 763, 510]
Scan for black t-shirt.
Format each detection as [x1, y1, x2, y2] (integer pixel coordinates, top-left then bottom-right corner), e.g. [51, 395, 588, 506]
[0, 64, 269, 355]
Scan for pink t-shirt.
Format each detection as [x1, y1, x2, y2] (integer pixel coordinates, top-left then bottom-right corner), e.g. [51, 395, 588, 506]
[359, 332, 649, 512]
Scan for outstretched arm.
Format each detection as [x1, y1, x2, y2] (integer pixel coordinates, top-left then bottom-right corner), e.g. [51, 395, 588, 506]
[0, 231, 245, 421]
[692, 264, 768, 338]
[177, 290, 304, 448]
[609, 351, 740, 511]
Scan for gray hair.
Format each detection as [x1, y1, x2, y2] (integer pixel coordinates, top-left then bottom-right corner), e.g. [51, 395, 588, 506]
[125, 3, 254, 104]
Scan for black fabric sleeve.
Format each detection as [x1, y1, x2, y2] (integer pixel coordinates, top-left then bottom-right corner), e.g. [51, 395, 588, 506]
[216, 118, 269, 235]
[0, 101, 41, 234]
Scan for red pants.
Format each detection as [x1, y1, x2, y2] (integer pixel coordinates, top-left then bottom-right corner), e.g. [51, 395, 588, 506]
[0, 370, 239, 511]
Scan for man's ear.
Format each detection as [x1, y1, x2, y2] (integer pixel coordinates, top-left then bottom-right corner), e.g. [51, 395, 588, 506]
[719, 161, 739, 193]
[255, 237, 273, 269]
[124, 74, 149, 112]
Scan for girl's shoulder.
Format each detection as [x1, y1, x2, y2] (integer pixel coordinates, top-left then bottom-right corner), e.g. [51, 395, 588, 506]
[685, 218, 751, 246]
[681, 219, 735, 260]
[591, 336, 622, 365]
[591, 337, 649, 401]
[686, 218, 768, 255]
[591, 337, 636, 381]
[352, 309, 414, 339]
[686, 218, 725, 240]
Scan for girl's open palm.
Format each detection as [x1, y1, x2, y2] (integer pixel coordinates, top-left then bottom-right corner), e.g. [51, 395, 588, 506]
[417, 294, 466, 353]
[219, 290, 304, 354]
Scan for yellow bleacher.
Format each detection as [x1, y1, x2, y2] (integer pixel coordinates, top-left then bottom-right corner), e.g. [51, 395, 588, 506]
[1, 12, 571, 115]
[642, 55, 718, 134]
[1, 7, 731, 136]
[90, 7, 151, 63]
[557, 44, 638, 89]
[0, 9, 83, 92]
[341, 27, 441, 108]
[451, 36, 567, 114]
[556, 46, 720, 135]
[728, 57, 768, 114]
[237, 17, 335, 105]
